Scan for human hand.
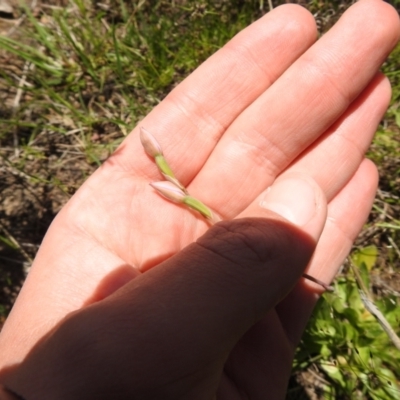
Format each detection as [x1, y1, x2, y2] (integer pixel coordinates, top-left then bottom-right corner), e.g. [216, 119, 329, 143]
[0, 1, 399, 399]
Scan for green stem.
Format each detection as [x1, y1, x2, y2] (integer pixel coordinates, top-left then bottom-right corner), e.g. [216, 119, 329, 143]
[155, 154, 175, 179]
[183, 196, 213, 220]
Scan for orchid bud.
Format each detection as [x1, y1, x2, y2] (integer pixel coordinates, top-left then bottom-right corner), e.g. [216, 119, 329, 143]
[150, 181, 186, 203]
[140, 127, 179, 182]
[150, 181, 221, 225]
[140, 127, 163, 158]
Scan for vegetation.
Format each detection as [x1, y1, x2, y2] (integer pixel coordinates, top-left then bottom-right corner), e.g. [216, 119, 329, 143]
[0, 1, 399, 398]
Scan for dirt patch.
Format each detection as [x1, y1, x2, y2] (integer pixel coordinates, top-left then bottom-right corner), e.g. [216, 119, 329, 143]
[0, 1, 91, 322]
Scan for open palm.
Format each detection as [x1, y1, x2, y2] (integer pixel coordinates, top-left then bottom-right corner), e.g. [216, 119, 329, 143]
[0, 1, 399, 399]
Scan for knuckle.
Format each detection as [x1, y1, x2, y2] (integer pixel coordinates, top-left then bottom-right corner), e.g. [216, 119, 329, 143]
[196, 218, 282, 266]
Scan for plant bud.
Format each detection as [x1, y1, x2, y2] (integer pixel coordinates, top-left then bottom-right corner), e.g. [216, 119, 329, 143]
[150, 181, 186, 203]
[140, 127, 163, 158]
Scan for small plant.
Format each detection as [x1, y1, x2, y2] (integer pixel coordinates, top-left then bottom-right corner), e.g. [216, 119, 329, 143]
[294, 246, 400, 399]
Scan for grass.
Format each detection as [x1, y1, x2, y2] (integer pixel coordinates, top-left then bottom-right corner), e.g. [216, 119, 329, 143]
[0, 0, 399, 398]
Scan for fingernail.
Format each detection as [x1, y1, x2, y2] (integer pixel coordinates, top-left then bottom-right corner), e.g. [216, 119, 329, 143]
[260, 177, 320, 227]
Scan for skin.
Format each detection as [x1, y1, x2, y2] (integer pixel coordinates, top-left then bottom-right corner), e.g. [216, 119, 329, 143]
[0, 1, 399, 399]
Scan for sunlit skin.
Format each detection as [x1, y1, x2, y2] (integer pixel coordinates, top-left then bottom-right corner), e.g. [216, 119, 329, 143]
[0, 1, 399, 399]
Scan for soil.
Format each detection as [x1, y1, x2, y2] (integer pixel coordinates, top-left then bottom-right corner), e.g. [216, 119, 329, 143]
[0, 0, 89, 326]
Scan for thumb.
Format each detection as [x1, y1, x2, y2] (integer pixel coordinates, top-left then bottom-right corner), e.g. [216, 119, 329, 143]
[95, 176, 327, 351]
[3, 176, 327, 400]
[0, 386, 22, 400]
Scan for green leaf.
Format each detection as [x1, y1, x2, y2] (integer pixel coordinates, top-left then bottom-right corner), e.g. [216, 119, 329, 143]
[352, 245, 378, 271]
[321, 364, 346, 387]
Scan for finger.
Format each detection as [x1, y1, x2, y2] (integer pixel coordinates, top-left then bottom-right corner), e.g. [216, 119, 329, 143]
[216, 159, 378, 398]
[190, 0, 399, 218]
[105, 5, 317, 179]
[235, 173, 327, 242]
[2, 179, 327, 399]
[303, 158, 379, 288]
[285, 73, 390, 202]
[0, 386, 22, 400]
[276, 158, 379, 345]
[227, 72, 386, 222]
[218, 310, 297, 400]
